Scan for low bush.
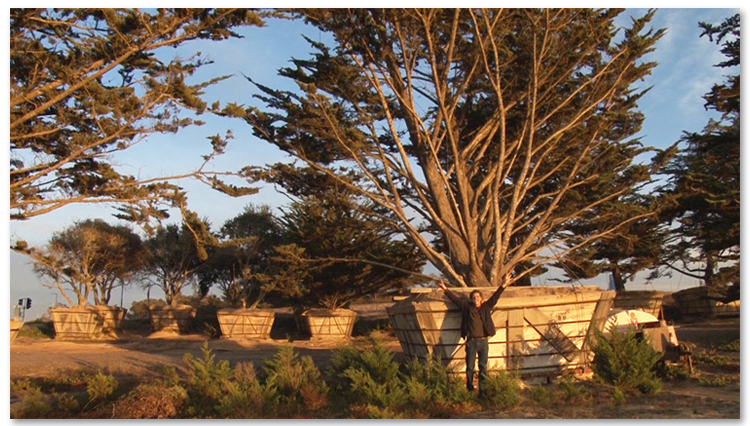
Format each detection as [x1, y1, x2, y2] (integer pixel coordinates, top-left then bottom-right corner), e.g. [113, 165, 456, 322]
[556, 375, 588, 403]
[18, 324, 53, 339]
[262, 345, 329, 417]
[480, 370, 521, 410]
[590, 327, 662, 396]
[328, 336, 406, 411]
[85, 371, 118, 403]
[530, 384, 550, 406]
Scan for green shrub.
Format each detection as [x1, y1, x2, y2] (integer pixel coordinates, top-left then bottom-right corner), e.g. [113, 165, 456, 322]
[717, 339, 740, 352]
[530, 384, 550, 406]
[182, 341, 234, 417]
[698, 375, 733, 387]
[611, 386, 626, 405]
[55, 393, 80, 414]
[85, 371, 118, 402]
[590, 327, 663, 395]
[15, 388, 52, 418]
[328, 336, 406, 410]
[18, 324, 53, 339]
[480, 370, 521, 410]
[109, 382, 188, 419]
[402, 354, 472, 410]
[262, 345, 328, 416]
[557, 375, 587, 402]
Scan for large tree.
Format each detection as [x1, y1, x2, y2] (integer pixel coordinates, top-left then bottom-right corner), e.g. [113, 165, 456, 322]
[14, 219, 145, 307]
[141, 214, 214, 306]
[261, 181, 427, 310]
[550, 193, 668, 291]
[222, 9, 665, 288]
[197, 204, 283, 308]
[653, 14, 740, 292]
[10, 8, 264, 225]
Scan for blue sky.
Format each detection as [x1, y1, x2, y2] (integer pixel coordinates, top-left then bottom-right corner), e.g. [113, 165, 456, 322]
[5, 8, 741, 320]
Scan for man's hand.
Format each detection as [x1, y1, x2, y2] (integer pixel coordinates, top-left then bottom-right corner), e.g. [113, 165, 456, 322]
[438, 280, 447, 290]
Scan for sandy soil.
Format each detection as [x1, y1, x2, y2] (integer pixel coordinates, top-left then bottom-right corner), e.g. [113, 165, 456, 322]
[9, 315, 740, 418]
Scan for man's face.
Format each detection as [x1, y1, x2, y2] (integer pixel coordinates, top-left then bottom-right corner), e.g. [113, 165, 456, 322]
[471, 291, 483, 308]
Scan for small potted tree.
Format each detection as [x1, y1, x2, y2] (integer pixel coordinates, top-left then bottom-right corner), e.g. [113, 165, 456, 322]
[12, 220, 144, 338]
[267, 190, 427, 339]
[203, 205, 282, 339]
[141, 216, 211, 334]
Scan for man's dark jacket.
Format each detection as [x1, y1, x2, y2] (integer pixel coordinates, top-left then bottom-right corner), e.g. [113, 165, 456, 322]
[443, 285, 505, 339]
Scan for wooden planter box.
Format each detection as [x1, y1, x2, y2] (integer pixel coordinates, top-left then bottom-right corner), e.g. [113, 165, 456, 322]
[613, 291, 667, 317]
[217, 308, 275, 339]
[148, 305, 196, 333]
[10, 319, 24, 343]
[672, 286, 740, 318]
[301, 308, 358, 339]
[88, 306, 128, 333]
[50, 307, 105, 339]
[386, 286, 615, 379]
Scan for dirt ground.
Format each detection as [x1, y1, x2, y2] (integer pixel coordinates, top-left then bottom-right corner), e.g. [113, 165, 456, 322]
[9, 314, 740, 419]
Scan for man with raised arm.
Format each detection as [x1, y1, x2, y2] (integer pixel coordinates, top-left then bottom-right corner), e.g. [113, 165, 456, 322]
[438, 273, 510, 396]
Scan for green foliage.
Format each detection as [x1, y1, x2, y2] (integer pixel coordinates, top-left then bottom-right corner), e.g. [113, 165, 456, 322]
[402, 354, 472, 408]
[717, 339, 740, 352]
[239, 9, 665, 288]
[10, 8, 265, 223]
[591, 327, 663, 395]
[143, 222, 214, 306]
[263, 188, 426, 310]
[556, 375, 588, 402]
[328, 337, 406, 409]
[611, 386, 626, 405]
[20, 219, 145, 307]
[480, 370, 521, 410]
[654, 14, 739, 289]
[17, 324, 53, 339]
[14, 388, 52, 418]
[262, 345, 329, 416]
[182, 341, 234, 417]
[55, 393, 80, 414]
[697, 375, 733, 387]
[85, 371, 119, 402]
[530, 384, 550, 406]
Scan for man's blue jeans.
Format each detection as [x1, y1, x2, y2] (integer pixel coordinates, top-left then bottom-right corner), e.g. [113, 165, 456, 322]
[465, 337, 489, 392]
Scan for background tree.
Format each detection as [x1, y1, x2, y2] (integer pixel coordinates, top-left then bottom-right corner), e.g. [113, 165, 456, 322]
[551, 193, 668, 292]
[10, 8, 264, 226]
[653, 14, 739, 295]
[260, 181, 427, 311]
[197, 204, 282, 308]
[224, 9, 665, 288]
[13, 219, 144, 307]
[141, 215, 214, 306]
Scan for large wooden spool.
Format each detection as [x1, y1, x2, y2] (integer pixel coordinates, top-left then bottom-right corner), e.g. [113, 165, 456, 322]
[301, 308, 358, 339]
[613, 290, 667, 317]
[148, 305, 196, 333]
[217, 308, 275, 339]
[50, 307, 105, 339]
[386, 286, 615, 379]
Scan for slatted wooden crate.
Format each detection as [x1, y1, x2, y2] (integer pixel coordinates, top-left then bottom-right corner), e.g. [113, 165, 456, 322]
[10, 319, 24, 343]
[50, 307, 105, 339]
[302, 308, 358, 339]
[148, 305, 196, 333]
[387, 286, 615, 378]
[217, 308, 275, 339]
[89, 306, 127, 333]
[613, 291, 667, 317]
[672, 286, 740, 318]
